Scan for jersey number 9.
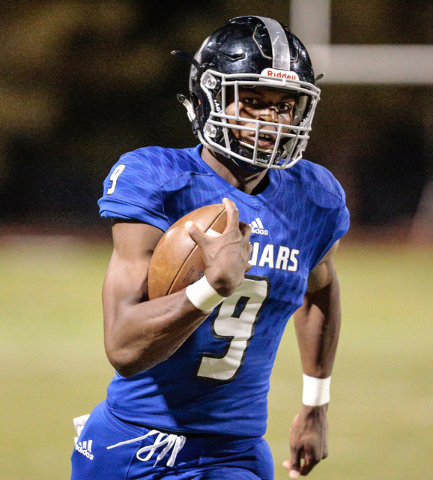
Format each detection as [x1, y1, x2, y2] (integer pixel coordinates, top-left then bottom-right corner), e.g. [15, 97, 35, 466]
[197, 276, 270, 383]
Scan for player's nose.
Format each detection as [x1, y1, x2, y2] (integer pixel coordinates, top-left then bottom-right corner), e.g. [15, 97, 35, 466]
[258, 107, 278, 123]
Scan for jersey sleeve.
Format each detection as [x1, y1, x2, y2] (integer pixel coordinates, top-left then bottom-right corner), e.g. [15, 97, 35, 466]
[97, 151, 170, 232]
[308, 182, 350, 272]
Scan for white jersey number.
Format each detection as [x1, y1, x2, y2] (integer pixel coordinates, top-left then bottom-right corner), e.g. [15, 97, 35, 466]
[197, 275, 270, 382]
[107, 164, 126, 195]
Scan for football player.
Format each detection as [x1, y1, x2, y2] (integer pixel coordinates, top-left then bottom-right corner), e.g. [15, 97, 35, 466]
[71, 16, 349, 480]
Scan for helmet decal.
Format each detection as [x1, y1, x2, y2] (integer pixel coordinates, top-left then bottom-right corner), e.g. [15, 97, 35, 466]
[261, 68, 300, 81]
[256, 17, 291, 70]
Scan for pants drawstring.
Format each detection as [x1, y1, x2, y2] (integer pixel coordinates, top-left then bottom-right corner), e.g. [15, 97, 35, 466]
[107, 429, 186, 467]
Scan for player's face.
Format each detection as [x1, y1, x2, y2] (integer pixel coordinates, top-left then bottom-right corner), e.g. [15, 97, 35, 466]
[225, 87, 296, 152]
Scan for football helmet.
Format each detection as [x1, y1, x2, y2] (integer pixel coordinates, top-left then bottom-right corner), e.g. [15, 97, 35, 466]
[177, 16, 321, 169]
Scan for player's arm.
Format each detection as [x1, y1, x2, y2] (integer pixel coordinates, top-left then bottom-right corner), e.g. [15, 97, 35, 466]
[102, 198, 251, 378]
[102, 221, 208, 378]
[283, 240, 341, 478]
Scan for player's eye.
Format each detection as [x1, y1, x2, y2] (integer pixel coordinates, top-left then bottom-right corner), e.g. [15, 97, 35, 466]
[276, 102, 294, 113]
[243, 97, 257, 105]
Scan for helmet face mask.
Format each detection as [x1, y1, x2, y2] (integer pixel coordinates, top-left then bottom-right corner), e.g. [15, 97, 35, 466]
[199, 71, 320, 169]
[185, 16, 321, 170]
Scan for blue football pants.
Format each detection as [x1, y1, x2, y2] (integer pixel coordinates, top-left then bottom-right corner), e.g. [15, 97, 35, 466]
[70, 402, 274, 479]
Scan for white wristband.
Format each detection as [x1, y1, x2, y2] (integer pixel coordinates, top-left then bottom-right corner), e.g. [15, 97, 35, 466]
[302, 374, 331, 406]
[186, 276, 226, 311]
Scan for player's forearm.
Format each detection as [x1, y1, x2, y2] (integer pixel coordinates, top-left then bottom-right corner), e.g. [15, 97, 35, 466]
[293, 268, 341, 378]
[104, 291, 209, 377]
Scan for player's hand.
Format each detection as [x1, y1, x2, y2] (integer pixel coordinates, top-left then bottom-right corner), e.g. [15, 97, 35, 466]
[283, 404, 329, 478]
[186, 198, 252, 297]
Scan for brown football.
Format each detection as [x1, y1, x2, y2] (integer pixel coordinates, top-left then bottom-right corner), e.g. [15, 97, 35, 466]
[148, 204, 227, 299]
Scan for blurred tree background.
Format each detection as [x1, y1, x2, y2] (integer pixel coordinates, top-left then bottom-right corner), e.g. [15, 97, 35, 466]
[0, 0, 432, 238]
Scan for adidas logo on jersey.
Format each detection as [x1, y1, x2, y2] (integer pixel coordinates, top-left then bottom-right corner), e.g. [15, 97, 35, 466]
[75, 440, 94, 460]
[250, 218, 268, 236]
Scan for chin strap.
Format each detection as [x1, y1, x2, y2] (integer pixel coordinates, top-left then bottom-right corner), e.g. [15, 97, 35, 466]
[171, 50, 202, 134]
[176, 94, 195, 122]
[176, 94, 199, 133]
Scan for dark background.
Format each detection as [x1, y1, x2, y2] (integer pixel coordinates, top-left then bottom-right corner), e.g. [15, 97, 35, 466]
[0, 0, 432, 240]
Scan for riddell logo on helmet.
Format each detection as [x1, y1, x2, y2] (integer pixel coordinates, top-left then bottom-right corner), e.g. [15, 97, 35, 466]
[262, 68, 299, 81]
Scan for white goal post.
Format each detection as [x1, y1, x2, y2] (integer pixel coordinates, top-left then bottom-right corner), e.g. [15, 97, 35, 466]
[290, 0, 433, 85]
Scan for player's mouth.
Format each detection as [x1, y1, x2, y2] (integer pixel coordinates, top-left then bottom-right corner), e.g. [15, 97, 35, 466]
[256, 133, 276, 150]
[239, 130, 284, 153]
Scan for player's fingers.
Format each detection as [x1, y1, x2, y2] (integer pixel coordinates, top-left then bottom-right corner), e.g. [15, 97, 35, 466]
[287, 447, 302, 478]
[282, 461, 300, 478]
[238, 221, 252, 239]
[300, 449, 320, 476]
[222, 198, 239, 233]
[282, 460, 292, 472]
[185, 221, 207, 247]
[248, 240, 253, 257]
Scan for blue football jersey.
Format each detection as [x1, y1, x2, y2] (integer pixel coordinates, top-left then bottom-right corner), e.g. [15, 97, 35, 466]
[98, 144, 350, 437]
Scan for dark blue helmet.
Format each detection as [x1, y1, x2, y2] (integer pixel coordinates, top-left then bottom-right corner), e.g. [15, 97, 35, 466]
[179, 16, 321, 169]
